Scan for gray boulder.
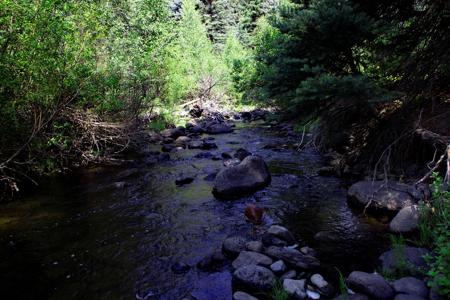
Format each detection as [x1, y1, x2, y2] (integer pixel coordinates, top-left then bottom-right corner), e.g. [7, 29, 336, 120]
[233, 265, 276, 293]
[347, 181, 421, 212]
[205, 123, 233, 134]
[379, 247, 430, 275]
[232, 251, 273, 269]
[347, 271, 395, 300]
[233, 291, 259, 300]
[223, 236, 248, 258]
[213, 156, 271, 200]
[264, 246, 320, 270]
[393, 277, 428, 298]
[389, 205, 420, 233]
[283, 279, 306, 299]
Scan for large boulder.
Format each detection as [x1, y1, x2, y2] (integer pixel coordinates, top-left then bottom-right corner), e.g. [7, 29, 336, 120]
[347, 181, 422, 213]
[389, 205, 420, 233]
[378, 247, 430, 275]
[213, 156, 271, 200]
[264, 246, 320, 270]
[233, 265, 276, 293]
[346, 271, 395, 300]
[393, 277, 428, 298]
[205, 122, 233, 134]
[232, 251, 273, 269]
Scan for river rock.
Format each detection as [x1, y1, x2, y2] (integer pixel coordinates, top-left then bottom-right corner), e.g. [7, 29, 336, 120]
[347, 181, 421, 212]
[202, 140, 217, 150]
[223, 158, 241, 167]
[393, 277, 428, 298]
[283, 279, 306, 299]
[306, 289, 320, 300]
[389, 205, 420, 233]
[161, 144, 175, 152]
[233, 265, 276, 293]
[333, 294, 370, 300]
[378, 247, 430, 275]
[205, 123, 233, 134]
[233, 291, 259, 300]
[246, 241, 263, 253]
[281, 270, 297, 280]
[234, 148, 252, 161]
[188, 140, 204, 149]
[394, 295, 426, 300]
[222, 236, 247, 258]
[213, 156, 271, 200]
[310, 274, 334, 297]
[270, 260, 286, 274]
[300, 246, 317, 257]
[264, 246, 320, 270]
[222, 152, 232, 159]
[232, 251, 273, 269]
[266, 225, 296, 245]
[262, 233, 289, 247]
[346, 271, 395, 300]
[174, 136, 191, 147]
[195, 152, 214, 159]
[161, 127, 185, 139]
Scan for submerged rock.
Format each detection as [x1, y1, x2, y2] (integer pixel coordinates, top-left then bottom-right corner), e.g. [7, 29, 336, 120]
[197, 251, 226, 271]
[161, 127, 186, 139]
[213, 156, 271, 200]
[346, 271, 395, 300]
[233, 265, 276, 293]
[389, 205, 420, 233]
[347, 181, 421, 212]
[234, 148, 252, 161]
[175, 176, 194, 186]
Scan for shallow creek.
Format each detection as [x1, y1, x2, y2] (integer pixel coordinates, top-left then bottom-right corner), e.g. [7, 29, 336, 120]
[0, 121, 390, 299]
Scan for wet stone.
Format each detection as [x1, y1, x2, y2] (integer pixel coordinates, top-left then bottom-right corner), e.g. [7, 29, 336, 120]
[283, 279, 306, 299]
[222, 236, 247, 258]
[232, 251, 273, 269]
[270, 260, 286, 274]
[233, 291, 259, 300]
[246, 241, 263, 253]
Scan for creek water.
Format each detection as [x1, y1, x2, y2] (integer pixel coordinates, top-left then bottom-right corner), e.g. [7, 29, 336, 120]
[0, 121, 390, 300]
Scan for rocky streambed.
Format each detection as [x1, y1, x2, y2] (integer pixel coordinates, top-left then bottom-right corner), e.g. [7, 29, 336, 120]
[0, 111, 438, 299]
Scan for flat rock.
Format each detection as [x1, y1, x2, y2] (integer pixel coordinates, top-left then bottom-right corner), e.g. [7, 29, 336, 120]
[283, 279, 306, 299]
[264, 246, 320, 270]
[232, 251, 273, 269]
[393, 277, 428, 298]
[347, 271, 395, 300]
[379, 247, 430, 275]
[213, 156, 271, 200]
[222, 236, 247, 258]
[233, 265, 276, 293]
[347, 181, 421, 212]
[233, 291, 259, 300]
[389, 205, 420, 233]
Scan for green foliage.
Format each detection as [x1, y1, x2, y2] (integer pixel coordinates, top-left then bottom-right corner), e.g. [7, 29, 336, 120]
[336, 268, 349, 300]
[271, 279, 289, 300]
[419, 173, 450, 297]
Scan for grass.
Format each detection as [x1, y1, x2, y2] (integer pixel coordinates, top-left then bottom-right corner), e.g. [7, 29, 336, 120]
[271, 280, 289, 300]
[335, 268, 349, 300]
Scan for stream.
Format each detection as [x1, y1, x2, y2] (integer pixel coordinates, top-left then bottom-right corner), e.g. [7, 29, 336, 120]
[0, 121, 390, 300]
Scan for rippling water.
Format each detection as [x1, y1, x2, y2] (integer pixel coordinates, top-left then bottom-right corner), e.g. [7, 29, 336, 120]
[0, 122, 390, 300]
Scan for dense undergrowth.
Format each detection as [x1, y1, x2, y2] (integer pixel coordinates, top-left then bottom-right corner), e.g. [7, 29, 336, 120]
[1, 1, 449, 195]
